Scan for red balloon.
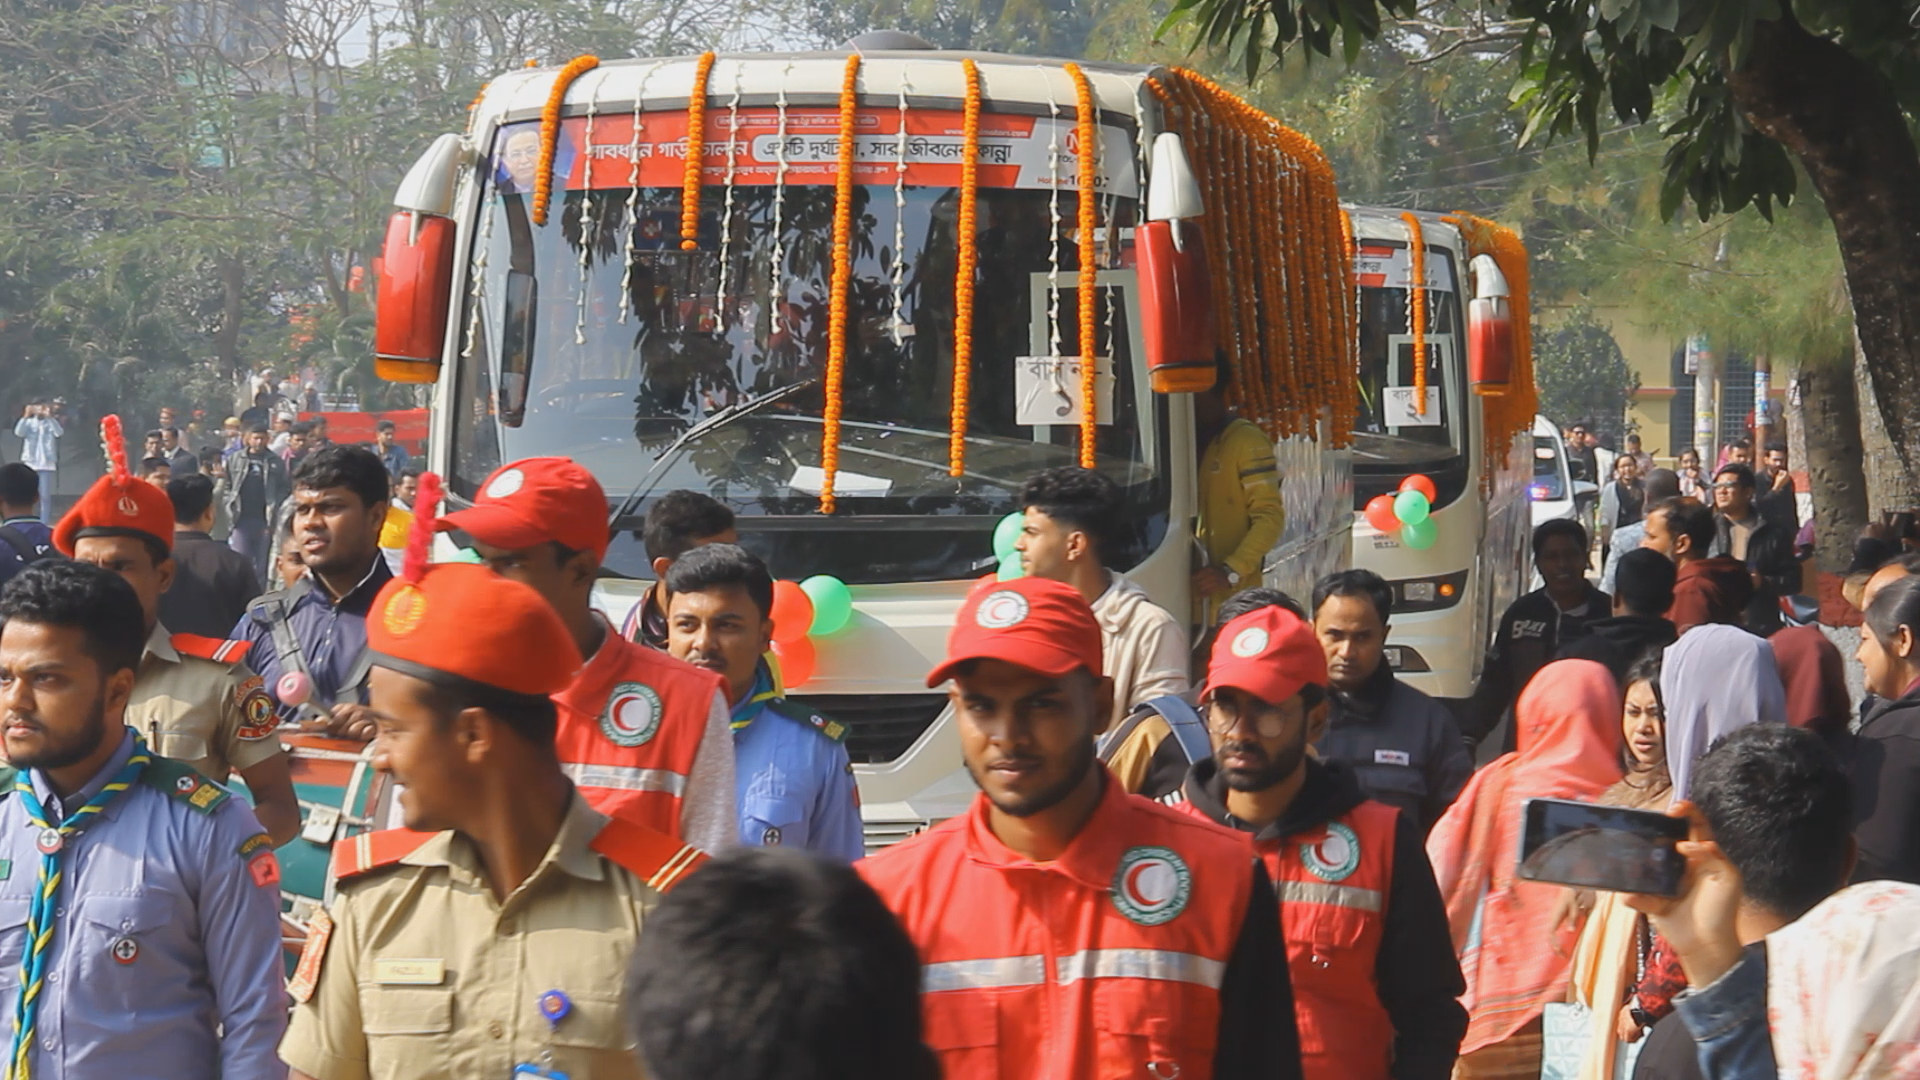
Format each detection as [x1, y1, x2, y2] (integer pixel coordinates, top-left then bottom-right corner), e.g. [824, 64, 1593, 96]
[1398, 474, 1438, 503]
[1364, 494, 1400, 533]
[769, 580, 814, 644]
[772, 636, 816, 687]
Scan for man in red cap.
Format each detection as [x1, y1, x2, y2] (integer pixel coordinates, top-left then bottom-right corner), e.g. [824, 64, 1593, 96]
[56, 416, 300, 844]
[858, 576, 1301, 1080]
[283, 473, 707, 1080]
[1165, 600, 1466, 1080]
[439, 458, 735, 852]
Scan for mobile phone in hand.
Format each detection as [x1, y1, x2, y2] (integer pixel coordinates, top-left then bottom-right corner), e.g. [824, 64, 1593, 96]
[1515, 797, 1689, 897]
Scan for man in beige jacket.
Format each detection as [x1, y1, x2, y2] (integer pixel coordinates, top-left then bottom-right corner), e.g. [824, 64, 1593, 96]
[1014, 467, 1190, 791]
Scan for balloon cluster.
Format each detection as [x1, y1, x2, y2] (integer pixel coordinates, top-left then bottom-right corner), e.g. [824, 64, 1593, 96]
[990, 511, 1026, 581]
[767, 575, 855, 687]
[1363, 475, 1440, 550]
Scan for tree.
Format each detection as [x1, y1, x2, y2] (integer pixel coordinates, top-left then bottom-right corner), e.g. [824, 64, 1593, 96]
[1533, 309, 1637, 442]
[1161, 0, 1920, 482]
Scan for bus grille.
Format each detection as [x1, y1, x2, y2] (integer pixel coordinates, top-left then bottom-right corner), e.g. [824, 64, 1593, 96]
[862, 817, 932, 855]
[790, 693, 948, 764]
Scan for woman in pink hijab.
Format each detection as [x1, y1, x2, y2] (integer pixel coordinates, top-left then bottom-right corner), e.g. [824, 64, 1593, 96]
[1427, 659, 1624, 1078]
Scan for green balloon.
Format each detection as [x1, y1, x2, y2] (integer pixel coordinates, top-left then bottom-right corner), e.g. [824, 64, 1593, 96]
[801, 574, 854, 636]
[1401, 517, 1438, 550]
[993, 511, 1026, 559]
[1393, 488, 1432, 526]
[997, 550, 1026, 580]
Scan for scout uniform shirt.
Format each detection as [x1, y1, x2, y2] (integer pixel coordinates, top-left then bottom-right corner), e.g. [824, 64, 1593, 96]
[281, 791, 706, 1080]
[126, 623, 283, 783]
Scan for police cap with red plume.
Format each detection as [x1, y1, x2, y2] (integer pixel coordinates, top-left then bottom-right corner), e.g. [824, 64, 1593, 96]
[365, 472, 583, 699]
[53, 415, 175, 557]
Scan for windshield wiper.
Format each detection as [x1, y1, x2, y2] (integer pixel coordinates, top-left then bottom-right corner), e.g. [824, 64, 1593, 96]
[606, 379, 818, 527]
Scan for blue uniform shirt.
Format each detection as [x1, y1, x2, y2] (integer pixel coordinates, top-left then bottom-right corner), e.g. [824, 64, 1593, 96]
[233, 556, 392, 716]
[731, 665, 864, 862]
[0, 731, 287, 1077]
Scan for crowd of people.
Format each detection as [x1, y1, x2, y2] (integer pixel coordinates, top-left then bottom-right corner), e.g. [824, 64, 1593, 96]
[0, 393, 1915, 1080]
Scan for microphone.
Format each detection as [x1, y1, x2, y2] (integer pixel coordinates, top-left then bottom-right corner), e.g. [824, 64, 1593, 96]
[275, 671, 331, 727]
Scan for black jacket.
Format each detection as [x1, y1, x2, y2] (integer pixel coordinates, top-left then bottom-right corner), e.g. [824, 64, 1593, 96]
[1848, 685, 1920, 886]
[159, 530, 263, 638]
[1711, 513, 1797, 636]
[1175, 758, 1468, 1080]
[1465, 583, 1611, 743]
[1320, 663, 1473, 834]
[1555, 613, 1677, 685]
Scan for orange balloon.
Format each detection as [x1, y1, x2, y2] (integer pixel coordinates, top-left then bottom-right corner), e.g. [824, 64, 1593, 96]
[1399, 474, 1438, 503]
[773, 636, 816, 687]
[1364, 494, 1399, 533]
[770, 580, 814, 644]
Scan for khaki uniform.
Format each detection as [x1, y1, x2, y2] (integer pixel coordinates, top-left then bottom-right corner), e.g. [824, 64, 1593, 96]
[126, 622, 283, 782]
[281, 793, 703, 1080]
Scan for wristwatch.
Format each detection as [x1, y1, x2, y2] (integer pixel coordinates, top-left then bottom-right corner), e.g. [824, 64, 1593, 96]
[1225, 570, 1241, 586]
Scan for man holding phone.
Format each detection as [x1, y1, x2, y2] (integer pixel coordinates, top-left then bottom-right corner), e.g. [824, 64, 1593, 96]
[1166, 603, 1467, 1080]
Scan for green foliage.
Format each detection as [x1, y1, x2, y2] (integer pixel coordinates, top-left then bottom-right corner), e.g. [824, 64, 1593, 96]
[1155, 0, 1414, 79]
[1534, 308, 1639, 439]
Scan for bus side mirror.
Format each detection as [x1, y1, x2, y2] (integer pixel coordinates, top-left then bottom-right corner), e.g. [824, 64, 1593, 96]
[374, 210, 457, 384]
[1467, 254, 1513, 396]
[1138, 133, 1216, 394]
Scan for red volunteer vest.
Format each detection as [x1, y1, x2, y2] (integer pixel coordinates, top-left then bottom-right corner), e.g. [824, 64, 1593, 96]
[1178, 798, 1399, 1080]
[860, 772, 1256, 1080]
[551, 626, 722, 840]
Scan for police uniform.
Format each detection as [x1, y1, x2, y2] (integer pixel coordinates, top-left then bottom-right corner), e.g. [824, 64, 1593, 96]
[731, 661, 864, 861]
[51, 417, 289, 787]
[280, 474, 708, 1080]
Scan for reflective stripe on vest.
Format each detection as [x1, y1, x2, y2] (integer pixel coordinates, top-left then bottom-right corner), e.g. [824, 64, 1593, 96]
[1279, 879, 1384, 914]
[924, 955, 1048, 992]
[561, 762, 689, 796]
[925, 949, 1228, 994]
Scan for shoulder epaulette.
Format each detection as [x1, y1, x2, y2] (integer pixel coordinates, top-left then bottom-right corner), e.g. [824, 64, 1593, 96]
[330, 828, 437, 881]
[765, 697, 849, 743]
[589, 817, 707, 893]
[170, 632, 250, 665]
[140, 757, 232, 815]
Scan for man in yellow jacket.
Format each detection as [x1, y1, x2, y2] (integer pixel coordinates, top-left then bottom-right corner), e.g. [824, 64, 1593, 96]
[1194, 356, 1286, 622]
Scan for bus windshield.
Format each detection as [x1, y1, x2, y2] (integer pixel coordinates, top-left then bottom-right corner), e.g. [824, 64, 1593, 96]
[450, 113, 1168, 583]
[1349, 240, 1467, 507]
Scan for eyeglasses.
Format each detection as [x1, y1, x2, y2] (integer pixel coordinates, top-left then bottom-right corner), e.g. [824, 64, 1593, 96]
[1202, 696, 1297, 739]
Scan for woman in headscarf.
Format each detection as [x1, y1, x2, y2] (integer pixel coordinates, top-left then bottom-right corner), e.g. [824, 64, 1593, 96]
[1569, 656, 1683, 1080]
[1427, 659, 1623, 1078]
[1770, 625, 1853, 744]
[1660, 624, 1786, 802]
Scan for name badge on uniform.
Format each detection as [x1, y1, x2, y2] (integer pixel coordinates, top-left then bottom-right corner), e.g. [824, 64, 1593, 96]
[1374, 749, 1411, 766]
[372, 958, 445, 985]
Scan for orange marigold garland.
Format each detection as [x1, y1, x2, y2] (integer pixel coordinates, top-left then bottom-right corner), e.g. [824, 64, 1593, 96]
[1447, 212, 1537, 475]
[818, 53, 862, 514]
[949, 59, 983, 477]
[1066, 62, 1100, 469]
[532, 55, 599, 227]
[679, 51, 717, 251]
[1400, 212, 1428, 416]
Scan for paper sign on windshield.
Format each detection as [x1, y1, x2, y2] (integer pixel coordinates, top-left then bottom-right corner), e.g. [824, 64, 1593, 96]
[1015, 356, 1114, 427]
[1381, 387, 1443, 427]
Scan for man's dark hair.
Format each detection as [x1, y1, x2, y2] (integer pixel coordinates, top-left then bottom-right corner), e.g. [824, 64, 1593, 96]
[1764, 439, 1787, 456]
[1643, 468, 1681, 502]
[375, 419, 396, 434]
[0, 560, 147, 677]
[1650, 497, 1716, 553]
[1312, 568, 1393, 626]
[162, 426, 181, 440]
[144, 429, 164, 443]
[1714, 462, 1756, 489]
[1729, 437, 1753, 452]
[410, 671, 558, 746]
[292, 445, 390, 511]
[197, 448, 224, 470]
[139, 456, 170, 475]
[665, 543, 774, 619]
[0, 463, 38, 508]
[1018, 466, 1125, 564]
[247, 423, 269, 436]
[643, 490, 736, 563]
[167, 473, 216, 525]
[625, 848, 939, 1080]
[1613, 548, 1677, 616]
[1626, 433, 1642, 446]
[290, 420, 315, 438]
[1216, 586, 1307, 625]
[1692, 724, 1854, 919]
[398, 467, 422, 481]
[1532, 518, 1588, 556]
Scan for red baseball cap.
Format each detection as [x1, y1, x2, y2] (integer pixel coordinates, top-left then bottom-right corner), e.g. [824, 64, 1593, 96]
[927, 576, 1103, 687]
[439, 457, 610, 560]
[1205, 606, 1328, 706]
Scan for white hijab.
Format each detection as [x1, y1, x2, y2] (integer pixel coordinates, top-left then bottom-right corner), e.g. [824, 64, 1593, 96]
[1660, 624, 1786, 801]
[1769, 881, 1920, 1080]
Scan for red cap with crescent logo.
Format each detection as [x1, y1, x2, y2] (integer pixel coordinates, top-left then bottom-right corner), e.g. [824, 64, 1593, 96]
[367, 472, 582, 698]
[54, 415, 175, 556]
[926, 576, 1103, 687]
[438, 457, 610, 561]
[1205, 605, 1327, 706]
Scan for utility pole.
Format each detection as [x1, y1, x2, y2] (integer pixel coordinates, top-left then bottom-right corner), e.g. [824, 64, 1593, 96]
[1688, 333, 1719, 472]
[1753, 353, 1773, 456]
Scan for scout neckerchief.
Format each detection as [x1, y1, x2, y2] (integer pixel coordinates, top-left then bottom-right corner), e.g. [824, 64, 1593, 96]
[728, 661, 780, 731]
[7, 737, 152, 1080]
